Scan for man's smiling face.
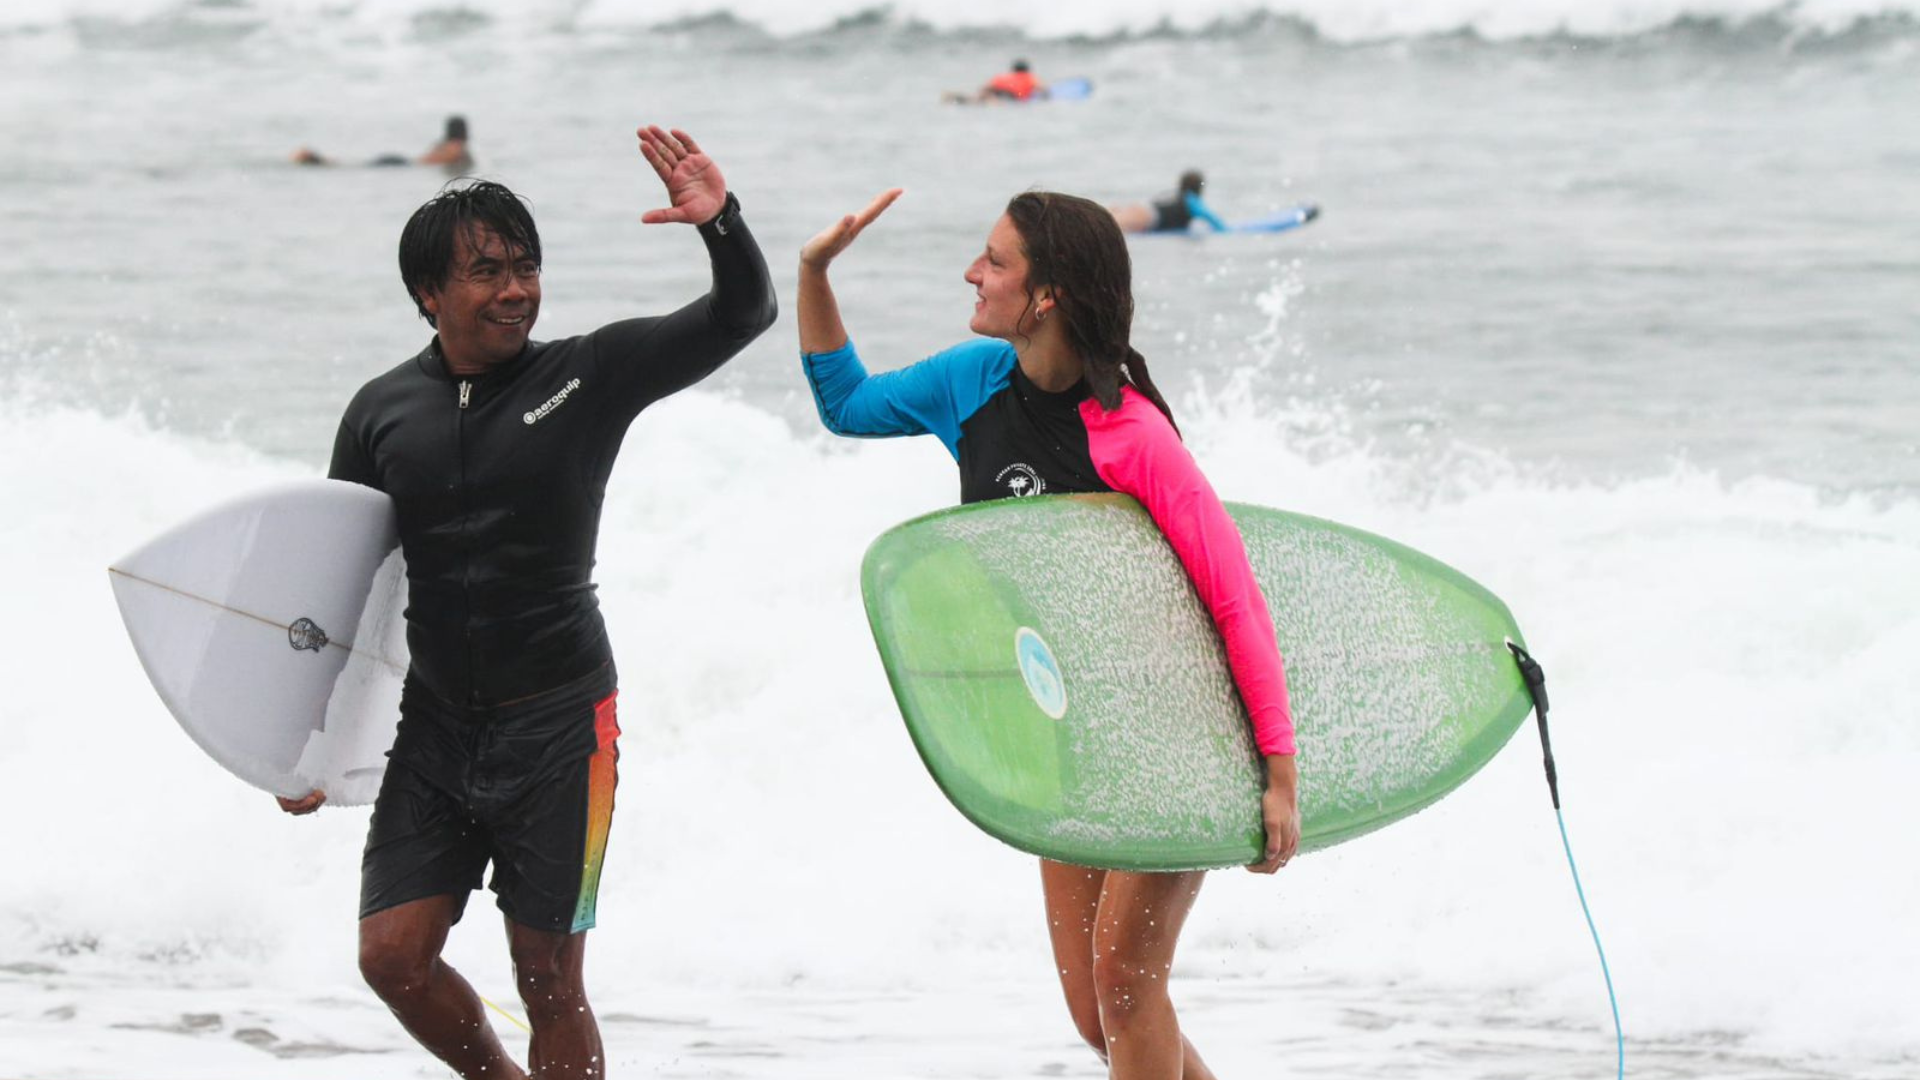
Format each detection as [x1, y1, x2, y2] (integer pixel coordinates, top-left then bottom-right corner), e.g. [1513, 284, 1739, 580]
[422, 224, 541, 373]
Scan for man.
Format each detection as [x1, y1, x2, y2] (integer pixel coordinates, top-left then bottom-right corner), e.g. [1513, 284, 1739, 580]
[278, 124, 776, 1079]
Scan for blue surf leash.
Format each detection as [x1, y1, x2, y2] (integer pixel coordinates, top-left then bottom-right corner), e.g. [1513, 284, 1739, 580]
[1508, 642, 1625, 1079]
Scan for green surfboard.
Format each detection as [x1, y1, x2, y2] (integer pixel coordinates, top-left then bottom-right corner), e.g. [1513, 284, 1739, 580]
[860, 494, 1535, 871]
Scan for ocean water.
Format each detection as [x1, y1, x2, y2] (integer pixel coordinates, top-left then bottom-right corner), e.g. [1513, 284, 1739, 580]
[3, 0, 1918, 1076]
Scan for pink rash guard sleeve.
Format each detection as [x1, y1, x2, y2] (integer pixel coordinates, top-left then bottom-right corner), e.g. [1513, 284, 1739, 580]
[1080, 388, 1296, 756]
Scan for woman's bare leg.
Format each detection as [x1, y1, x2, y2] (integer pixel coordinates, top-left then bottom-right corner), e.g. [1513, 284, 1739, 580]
[1041, 860, 1217, 1077]
[1093, 869, 1214, 1080]
[1041, 859, 1110, 1058]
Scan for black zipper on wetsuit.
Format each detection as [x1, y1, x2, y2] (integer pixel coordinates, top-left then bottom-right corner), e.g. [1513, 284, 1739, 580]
[456, 378, 476, 707]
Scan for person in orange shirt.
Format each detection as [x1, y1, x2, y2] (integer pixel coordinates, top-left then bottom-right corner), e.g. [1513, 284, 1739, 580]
[984, 59, 1042, 100]
[943, 59, 1048, 104]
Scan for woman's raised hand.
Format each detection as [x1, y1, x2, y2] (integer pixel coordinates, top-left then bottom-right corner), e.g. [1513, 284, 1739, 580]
[800, 188, 904, 271]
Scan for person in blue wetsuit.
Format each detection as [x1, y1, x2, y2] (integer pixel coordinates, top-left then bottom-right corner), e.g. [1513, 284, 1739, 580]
[797, 187, 1300, 1080]
[1109, 169, 1229, 234]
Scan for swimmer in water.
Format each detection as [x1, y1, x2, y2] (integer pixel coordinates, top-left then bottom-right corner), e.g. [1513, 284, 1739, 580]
[292, 115, 474, 174]
[1108, 170, 1229, 234]
[942, 59, 1047, 104]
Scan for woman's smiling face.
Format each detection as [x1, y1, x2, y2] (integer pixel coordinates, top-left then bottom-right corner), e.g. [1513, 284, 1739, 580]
[964, 214, 1041, 340]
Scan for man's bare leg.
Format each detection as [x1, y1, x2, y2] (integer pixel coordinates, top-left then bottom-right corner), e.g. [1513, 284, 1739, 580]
[508, 919, 602, 1079]
[360, 895, 527, 1080]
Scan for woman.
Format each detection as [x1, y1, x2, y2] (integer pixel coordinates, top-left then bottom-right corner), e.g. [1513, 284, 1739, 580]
[1109, 170, 1228, 234]
[798, 189, 1301, 1078]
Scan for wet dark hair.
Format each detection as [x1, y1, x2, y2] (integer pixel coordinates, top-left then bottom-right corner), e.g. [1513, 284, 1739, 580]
[1178, 169, 1205, 195]
[1012, 59, 1030, 73]
[443, 115, 468, 142]
[398, 179, 539, 327]
[1002, 191, 1179, 434]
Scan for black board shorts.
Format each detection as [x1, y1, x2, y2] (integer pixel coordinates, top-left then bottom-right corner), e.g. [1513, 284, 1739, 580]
[359, 683, 622, 934]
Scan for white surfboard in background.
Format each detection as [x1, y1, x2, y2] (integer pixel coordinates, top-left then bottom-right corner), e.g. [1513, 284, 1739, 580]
[107, 479, 408, 805]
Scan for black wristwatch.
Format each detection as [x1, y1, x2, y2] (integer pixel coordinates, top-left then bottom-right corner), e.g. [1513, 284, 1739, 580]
[699, 191, 743, 237]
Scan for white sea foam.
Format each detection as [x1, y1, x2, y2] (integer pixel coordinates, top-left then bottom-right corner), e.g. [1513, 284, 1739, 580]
[3, 387, 1916, 1069]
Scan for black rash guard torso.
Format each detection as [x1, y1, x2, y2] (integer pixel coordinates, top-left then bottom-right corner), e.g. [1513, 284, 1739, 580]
[955, 363, 1113, 504]
[1150, 194, 1193, 232]
[328, 211, 775, 719]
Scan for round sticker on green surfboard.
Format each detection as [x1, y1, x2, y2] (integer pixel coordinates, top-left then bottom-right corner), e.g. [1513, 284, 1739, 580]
[859, 494, 1536, 871]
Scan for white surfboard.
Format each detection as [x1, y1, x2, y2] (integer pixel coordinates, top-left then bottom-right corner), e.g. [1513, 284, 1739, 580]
[107, 480, 409, 805]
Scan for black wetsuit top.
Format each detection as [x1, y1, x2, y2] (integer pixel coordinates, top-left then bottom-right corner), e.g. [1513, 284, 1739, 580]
[328, 205, 776, 721]
[801, 337, 1113, 504]
[1151, 195, 1193, 232]
[955, 362, 1108, 503]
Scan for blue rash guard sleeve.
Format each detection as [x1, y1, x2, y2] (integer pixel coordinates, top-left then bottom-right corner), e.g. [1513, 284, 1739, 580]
[1184, 192, 1230, 233]
[801, 338, 1018, 459]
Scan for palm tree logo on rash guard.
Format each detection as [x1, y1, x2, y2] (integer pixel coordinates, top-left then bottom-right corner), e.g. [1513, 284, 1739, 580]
[995, 463, 1045, 497]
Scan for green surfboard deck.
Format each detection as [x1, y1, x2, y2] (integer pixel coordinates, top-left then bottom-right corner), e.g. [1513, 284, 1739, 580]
[860, 494, 1534, 871]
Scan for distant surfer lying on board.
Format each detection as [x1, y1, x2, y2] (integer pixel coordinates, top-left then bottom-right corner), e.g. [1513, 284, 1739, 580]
[292, 114, 475, 173]
[799, 187, 1299, 1078]
[1110, 169, 1321, 235]
[942, 58, 1046, 103]
[279, 127, 775, 1080]
[1109, 170, 1228, 234]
